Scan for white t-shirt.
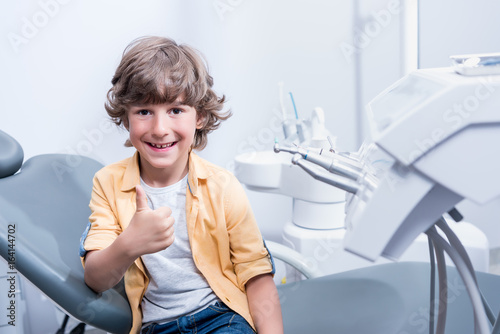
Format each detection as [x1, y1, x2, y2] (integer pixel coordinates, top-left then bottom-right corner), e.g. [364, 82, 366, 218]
[140, 175, 218, 325]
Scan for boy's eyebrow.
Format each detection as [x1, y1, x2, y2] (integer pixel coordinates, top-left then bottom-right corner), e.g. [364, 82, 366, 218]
[129, 99, 188, 108]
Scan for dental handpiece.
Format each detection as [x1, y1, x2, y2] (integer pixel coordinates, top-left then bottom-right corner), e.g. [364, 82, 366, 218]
[274, 143, 363, 181]
[291, 154, 360, 194]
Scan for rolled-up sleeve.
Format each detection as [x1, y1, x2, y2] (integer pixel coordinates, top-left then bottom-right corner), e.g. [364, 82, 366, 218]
[223, 173, 274, 290]
[80, 172, 122, 264]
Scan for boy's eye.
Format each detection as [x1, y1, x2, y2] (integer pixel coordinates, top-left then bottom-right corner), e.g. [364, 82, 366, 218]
[138, 109, 150, 116]
[171, 108, 183, 115]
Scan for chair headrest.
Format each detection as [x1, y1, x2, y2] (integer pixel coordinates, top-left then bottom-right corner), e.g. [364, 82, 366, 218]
[0, 130, 24, 178]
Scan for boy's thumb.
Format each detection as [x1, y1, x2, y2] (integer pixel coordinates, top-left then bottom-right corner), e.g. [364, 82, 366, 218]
[135, 185, 149, 211]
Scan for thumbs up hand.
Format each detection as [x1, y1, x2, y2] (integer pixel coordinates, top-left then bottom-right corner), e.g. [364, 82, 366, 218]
[120, 185, 175, 258]
[135, 184, 152, 213]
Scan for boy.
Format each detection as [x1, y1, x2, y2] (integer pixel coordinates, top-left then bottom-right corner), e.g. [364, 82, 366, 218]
[79, 36, 283, 334]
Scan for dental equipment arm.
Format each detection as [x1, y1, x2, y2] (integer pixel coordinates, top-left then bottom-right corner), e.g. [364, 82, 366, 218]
[290, 154, 360, 194]
[273, 142, 363, 181]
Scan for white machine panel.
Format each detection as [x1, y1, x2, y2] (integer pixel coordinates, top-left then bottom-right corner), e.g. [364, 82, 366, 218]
[345, 66, 500, 261]
[368, 68, 500, 166]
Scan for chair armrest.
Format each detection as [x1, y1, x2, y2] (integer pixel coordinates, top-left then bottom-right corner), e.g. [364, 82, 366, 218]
[265, 240, 322, 279]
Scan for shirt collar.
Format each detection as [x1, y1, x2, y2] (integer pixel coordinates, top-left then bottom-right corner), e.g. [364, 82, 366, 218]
[121, 151, 141, 192]
[187, 151, 209, 196]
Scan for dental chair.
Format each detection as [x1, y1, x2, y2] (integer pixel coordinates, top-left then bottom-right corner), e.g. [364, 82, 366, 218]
[0, 129, 132, 333]
[1, 128, 500, 334]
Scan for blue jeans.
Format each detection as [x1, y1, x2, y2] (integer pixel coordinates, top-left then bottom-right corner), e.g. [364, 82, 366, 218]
[141, 301, 256, 334]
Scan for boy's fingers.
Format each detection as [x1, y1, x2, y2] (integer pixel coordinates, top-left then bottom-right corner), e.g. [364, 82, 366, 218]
[156, 206, 172, 217]
[135, 185, 150, 211]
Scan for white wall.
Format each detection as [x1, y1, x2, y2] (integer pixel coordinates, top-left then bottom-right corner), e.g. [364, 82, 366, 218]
[1, 0, 187, 165]
[355, 0, 407, 141]
[1, 0, 358, 242]
[419, 0, 500, 68]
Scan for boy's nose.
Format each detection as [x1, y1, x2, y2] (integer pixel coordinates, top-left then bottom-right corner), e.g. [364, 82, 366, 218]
[151, 114, 170, 137]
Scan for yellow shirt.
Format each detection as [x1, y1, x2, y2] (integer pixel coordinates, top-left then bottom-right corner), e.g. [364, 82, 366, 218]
[80, 151, 274, 333]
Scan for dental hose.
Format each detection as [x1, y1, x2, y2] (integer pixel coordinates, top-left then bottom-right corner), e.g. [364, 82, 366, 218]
[434, 237, 448, 334]
[427, 227, 448, 334]
[435, 218, 496, 326]
[426, 226, 490, 334]
[428, 235, 436, 334]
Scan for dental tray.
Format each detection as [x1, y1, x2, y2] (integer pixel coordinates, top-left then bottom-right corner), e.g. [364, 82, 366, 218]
[450, 52, 500, 76]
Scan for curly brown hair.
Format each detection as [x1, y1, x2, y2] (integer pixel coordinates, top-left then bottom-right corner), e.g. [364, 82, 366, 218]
[105, 36, 230, 150]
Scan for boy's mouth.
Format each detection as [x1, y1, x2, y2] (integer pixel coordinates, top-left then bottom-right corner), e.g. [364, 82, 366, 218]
[147, 142, 176, 149]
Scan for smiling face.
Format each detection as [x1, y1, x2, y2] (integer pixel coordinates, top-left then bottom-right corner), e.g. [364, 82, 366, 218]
[126, 98, 202, 187]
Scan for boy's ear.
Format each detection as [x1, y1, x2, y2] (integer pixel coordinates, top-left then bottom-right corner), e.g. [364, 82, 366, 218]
[196, 115, 205, 129]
